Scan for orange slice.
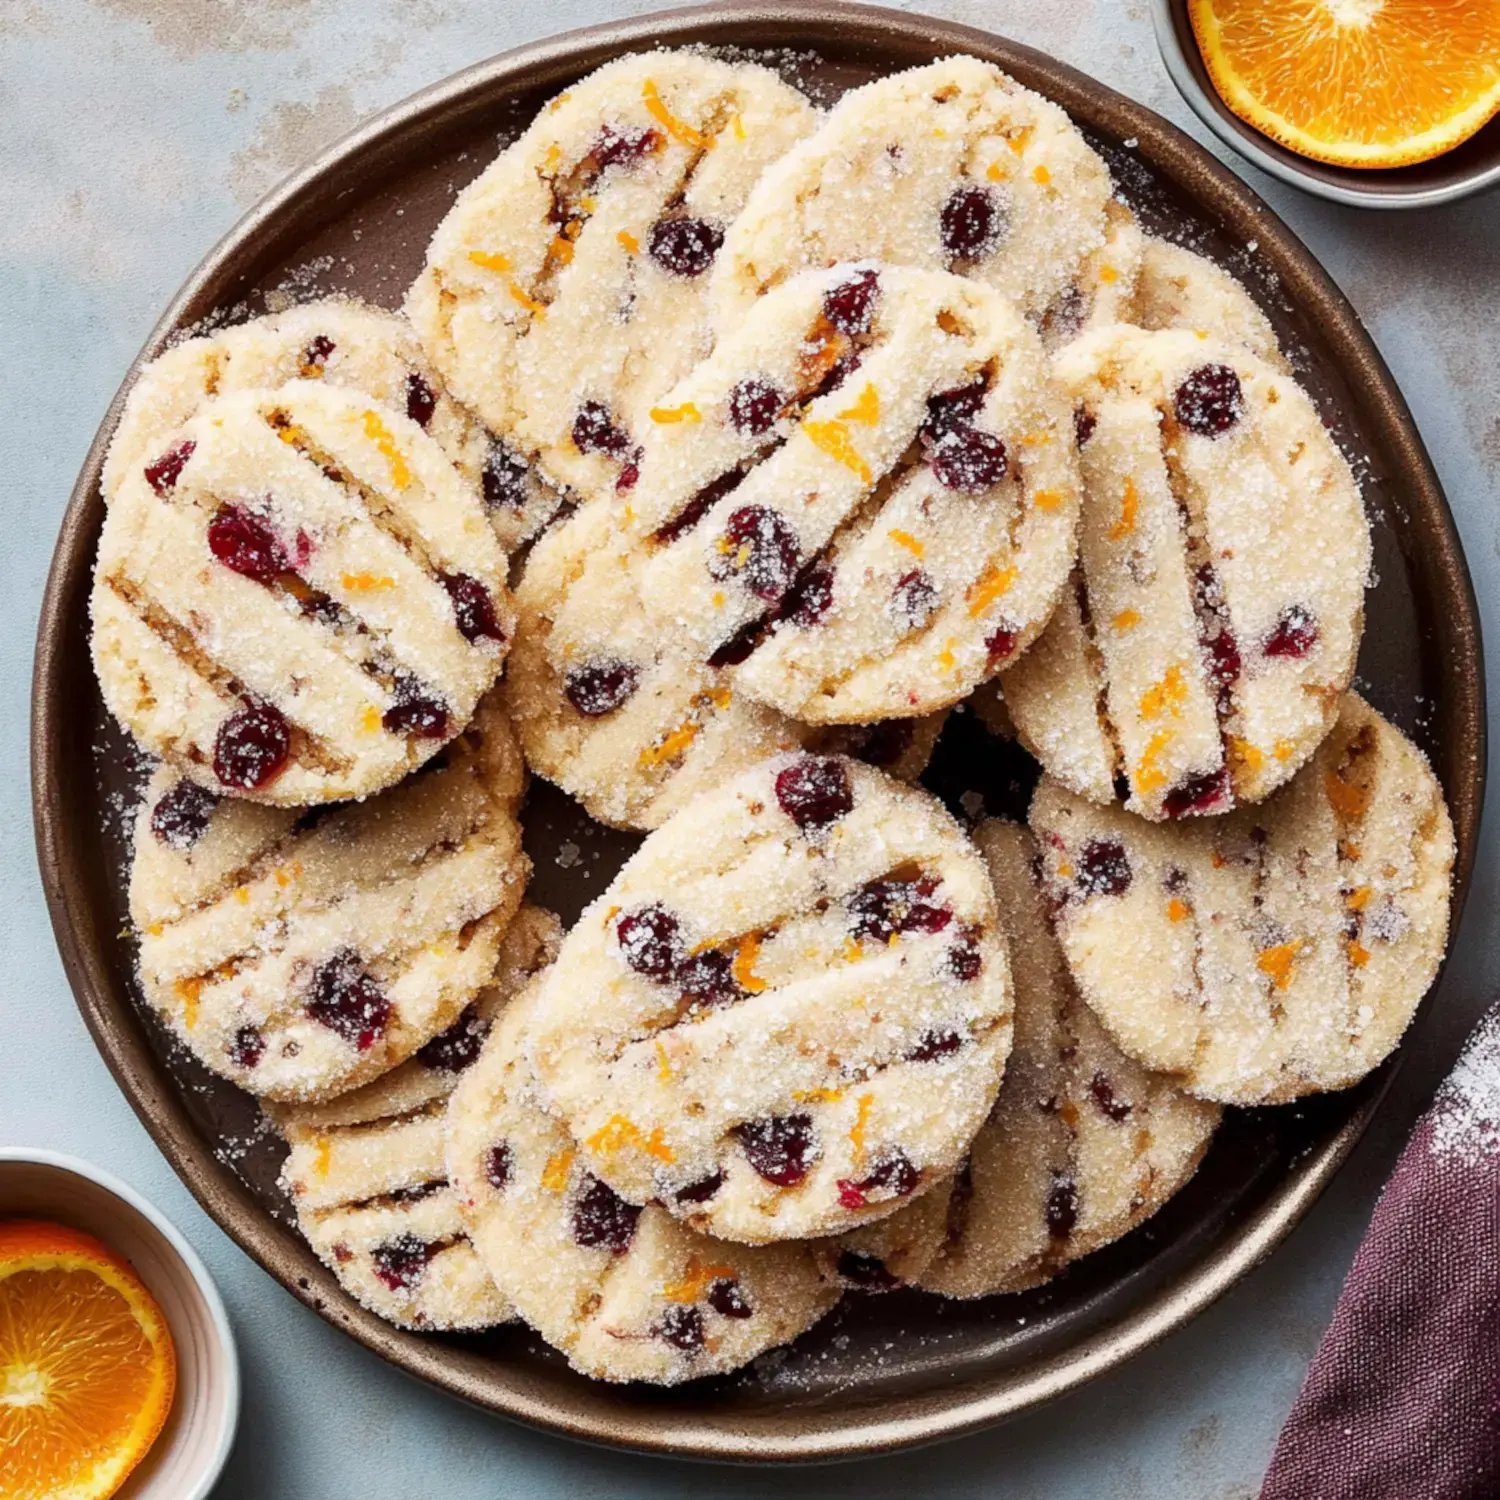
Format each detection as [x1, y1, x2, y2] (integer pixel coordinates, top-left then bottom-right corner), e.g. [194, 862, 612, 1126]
[1189, 0, 1500, 168]
[0, 1220, 177, 1500]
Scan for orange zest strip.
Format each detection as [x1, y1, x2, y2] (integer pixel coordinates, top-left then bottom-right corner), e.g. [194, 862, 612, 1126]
[1108, 476, 1138, 540]
[849, 1092, 875, 1163]
[655, 1039, 673, 1081]
[360, 705, 382, 734]
[731, 112, 746, 141]
[642, 78, 715, 149]
[585, 1114, 676, 1164]
[548, 235, 574, 266]
[361, 410, 412, 489]
[1346, 886, 1373, 912]
[1009, 125, 1034, 153]
[888, 528, 924, 558]
[541, 1149, 574, 1193]
[795, 1086, 845, 1103]
[639, 721, 699, 767]
[1325, 770, 1370, 820]
[341, 571, 397, 592]
[1256, 940, 1304, 991]
[1347, 939, 1371, 969]
[1273, 738, 1295, 761]
[967, 561, 1017, 617]
[508, 282, 547, 318]
[1230, 736, 1266, 773]
[1031, 487, 1065, 511]
[663, 1257, 738, 1303]
[1135, 728, 1174, 796]
[1167, 897, 1190, 923]
[1098, 262, 1120, 284]
[802, 418, 872, 482]
[732, 933, 769, 994]
[937, 637, 958, 674]
[467, 249, 512, 273]
[1032, 163, 1053, 186]
[650, 402, 702, 424]
[1140, 663, 1187, 720]
[312, 1137, 333, 1177]
[1113, 608, 1141, 632]
[174, 977, 202, 1030]
[837, 382, 880, 425]
[985, 158, 1008, 181]
[617, 229, 641, 253]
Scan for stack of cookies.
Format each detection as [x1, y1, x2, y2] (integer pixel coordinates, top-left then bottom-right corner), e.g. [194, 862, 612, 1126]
[92, 50, 1456, 1385]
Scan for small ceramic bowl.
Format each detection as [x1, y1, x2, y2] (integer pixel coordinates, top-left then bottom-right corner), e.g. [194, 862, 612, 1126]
[1151, 0, 1500, 208]
[0, 1149, 239, 1498]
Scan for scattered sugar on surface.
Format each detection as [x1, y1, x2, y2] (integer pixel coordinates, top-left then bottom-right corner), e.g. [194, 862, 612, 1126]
[1429, 1005, 1500, 1167]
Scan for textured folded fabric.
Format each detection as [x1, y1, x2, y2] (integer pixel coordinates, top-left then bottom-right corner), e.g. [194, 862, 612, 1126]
[1261, 1004, 1500, 1500]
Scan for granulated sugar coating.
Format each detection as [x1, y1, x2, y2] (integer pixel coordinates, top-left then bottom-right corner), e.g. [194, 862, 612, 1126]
[446, 984, 841, 1383]
[1004, 325, 1369, 820]
[265, 906, 560, 1331]
[129, 693, 531, 1102]
[626, 264, 1080, 723]
[1031, 694, 1454, 1106]
[912, 820, 1219, 1298]
[92, 381, 514, 805]
[1430, 1004, 1500, 1168]
[709, 55, 1113, 328]
[524, 754, 1013, 1244]
[408, 50, 816, 503]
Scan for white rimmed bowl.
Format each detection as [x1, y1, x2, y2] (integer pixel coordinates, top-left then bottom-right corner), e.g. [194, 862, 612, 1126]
[0, 1149, 239, 1499]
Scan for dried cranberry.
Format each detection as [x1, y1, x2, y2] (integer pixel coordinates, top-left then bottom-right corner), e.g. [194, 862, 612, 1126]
[849, 718, 914, 769]
[1077, 839, 1132, 897]
[564, 658, 639, 717]
[1162, 765, 1233, 819]
[145, 438, 195, 494]
[653, 469, 743, 546]
[706, 618, 763, 670]
[836, 1150, 920, 1209]
[656, 1303, 705, 1352]
[416, 1010, 489, 1072]
[931, 428, 1008, 492]
[615, 453, 641, 492]
[302, 334, 335, 369]
[778, 564, 835, 629]
[1263, 604, 1319, 660]
[707, 1278, 752, 1318]
[708, 505, 800, 602]
[305, 948, 390, 1051]
[775, 757, 853, 831]
[847, 874, 952, 942]
[647, 216, 724, 277]
[728, 377, 784, 436]
[387, 1181, 444, 1205]
[674, 1170, 725, 1205]
[1089, 1072, 1132, 1122]
[1045, 1174, 1079, 1238]
[214, 702, 291, 790]
[572, 401, 630, 457]
[948, 926, 985, 982]
[227, 1025, 265, 1070]
[835, 1249, 902, 1291]
[921, 377, 987, 444]
[371, 1233, 434, 1291]
[940, 185, 1004, 260]
[150, 779, 218, 849]
[405, 372, 437, 429]
[1040, 284, 1087, 345]
[1174, 364, 1244, 437]
[571, 1174, 641, 1252]
[591, 123, 662, 170]
[1074, 407, 1097, 447]
[907, 1026, 964, 1062]
[484, 1142, 513, 1191]
[676, 948, 744, 1009]
[1203, 628, 1242, 704]
[441, 572, 505, 644]
[733, 1113, 816, 1187]
[382, 678, 450, 739]
[822, 268, 880, 334]
[890, 569, 940, 630]
[616, 904, 683, 981]
[207, 503, 287, 584]
[985, 626, 1019, 664]
[481, 442, 529, 511]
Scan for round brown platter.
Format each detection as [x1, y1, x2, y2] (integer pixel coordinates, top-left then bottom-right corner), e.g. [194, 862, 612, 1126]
[31, 0, 1484, 1463]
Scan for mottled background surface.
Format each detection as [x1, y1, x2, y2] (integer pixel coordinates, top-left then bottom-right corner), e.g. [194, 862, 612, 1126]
[3, 1, 1498, 1495]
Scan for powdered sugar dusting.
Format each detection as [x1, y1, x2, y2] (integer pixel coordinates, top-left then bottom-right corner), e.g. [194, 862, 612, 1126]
[1429, 1005, 1500, 1166]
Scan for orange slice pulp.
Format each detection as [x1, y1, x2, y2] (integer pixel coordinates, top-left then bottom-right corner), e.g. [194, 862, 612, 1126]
[1188, 0, 1500, 168]
[0, 1220, 177, 1500]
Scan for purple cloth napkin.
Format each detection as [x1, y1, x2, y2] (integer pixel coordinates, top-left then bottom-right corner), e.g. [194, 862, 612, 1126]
[1261, 1006, 1500, 1500]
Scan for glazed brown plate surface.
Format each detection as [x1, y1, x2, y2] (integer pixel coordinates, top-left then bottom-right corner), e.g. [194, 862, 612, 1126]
[32, 0, 1484, 1462]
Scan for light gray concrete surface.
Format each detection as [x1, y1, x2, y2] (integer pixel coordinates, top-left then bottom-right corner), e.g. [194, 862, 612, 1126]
[3, 2, 1497, 1495]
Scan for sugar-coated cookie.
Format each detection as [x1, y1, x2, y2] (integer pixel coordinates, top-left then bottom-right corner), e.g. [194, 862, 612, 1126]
[525, 754, 1013, 1243]
[445, 984, 840, 1383]
[130, 695, 529, 1102]
[710, 56, 1112, 328]
[408, 51, 814, 501]
[1030, 695, 1454, 1104]
[1003, 325, 1368, 819]
[629, 265, 1079, 722]
[92, 382, 513, 804]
